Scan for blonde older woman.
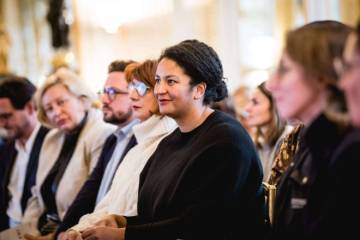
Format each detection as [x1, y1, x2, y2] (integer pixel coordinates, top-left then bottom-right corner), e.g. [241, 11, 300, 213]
[21, 68, 115, 237]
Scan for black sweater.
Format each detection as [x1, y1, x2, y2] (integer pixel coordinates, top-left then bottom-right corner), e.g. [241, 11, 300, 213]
[126, 111, 265, 240]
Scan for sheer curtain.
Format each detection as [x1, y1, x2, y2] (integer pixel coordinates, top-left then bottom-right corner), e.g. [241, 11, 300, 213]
[2, 0, 52, 85]
[0, 0, 10, 74]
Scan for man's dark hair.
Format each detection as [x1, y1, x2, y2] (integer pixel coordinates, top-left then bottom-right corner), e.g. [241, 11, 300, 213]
[0, 76, 36, 109]
[108, 60, 136, 73]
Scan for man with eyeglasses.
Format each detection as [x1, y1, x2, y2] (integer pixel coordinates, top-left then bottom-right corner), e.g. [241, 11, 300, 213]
[54, 60, 138, 239]
[0, 76, 49, 232]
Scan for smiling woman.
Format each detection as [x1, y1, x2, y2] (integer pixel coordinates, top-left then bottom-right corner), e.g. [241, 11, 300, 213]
[79, 40, 265, 240]
[244, 81, 290, 181]
[125, 39, 264, 239]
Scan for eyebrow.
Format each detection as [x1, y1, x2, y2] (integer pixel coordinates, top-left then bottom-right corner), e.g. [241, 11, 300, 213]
[43, 96, 68, 106]
[105, 86, 127, 92]
[161, 75, 180, 80]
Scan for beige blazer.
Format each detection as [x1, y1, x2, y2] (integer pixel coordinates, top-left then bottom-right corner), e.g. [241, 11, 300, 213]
[22, 109, 115, 229]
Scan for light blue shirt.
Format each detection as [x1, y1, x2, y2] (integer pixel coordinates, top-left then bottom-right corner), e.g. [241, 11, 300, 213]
[96, 119, 139, 204]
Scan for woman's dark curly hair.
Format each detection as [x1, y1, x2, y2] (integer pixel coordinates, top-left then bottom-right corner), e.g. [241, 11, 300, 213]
[159, 39, 228, 105]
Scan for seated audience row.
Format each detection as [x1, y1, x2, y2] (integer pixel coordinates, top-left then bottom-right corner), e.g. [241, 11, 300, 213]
[0, 19, 359, 240]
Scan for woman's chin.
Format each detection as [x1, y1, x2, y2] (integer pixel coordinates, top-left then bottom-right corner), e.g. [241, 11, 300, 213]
[134, 112, 149, 122]
[159, 106, 171, 116]
[59, 124, 75, 133]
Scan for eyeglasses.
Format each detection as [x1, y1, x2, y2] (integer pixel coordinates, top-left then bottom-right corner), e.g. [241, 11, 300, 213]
[98, 87, 128, 101]
[128, 81, 150, 97]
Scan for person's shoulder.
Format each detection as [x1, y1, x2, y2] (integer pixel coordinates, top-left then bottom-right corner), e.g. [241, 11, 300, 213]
[159, 115, 178, 132]
[336, 127, 360, 152]
[145, 115, 177, 134]
[209, 111, 246, 131]
[330, 127, 360, 166]
[44, 127, 63, 140]
[206, 111, 252, 143]
[345, 127, 360, 141]
[86, 109, 116, 133]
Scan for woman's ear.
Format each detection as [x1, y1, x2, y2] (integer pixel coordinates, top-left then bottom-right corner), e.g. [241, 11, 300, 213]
[193, 82, 206, 100]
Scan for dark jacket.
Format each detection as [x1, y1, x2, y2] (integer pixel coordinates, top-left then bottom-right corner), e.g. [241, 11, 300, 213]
[0, 126, 49, 231]
[272, 114, 359, 239]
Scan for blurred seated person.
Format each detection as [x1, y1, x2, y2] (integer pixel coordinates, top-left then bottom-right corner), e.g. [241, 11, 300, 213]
[0, 77, 49, 231]
[19, 68, 115, 237]
[338, 21, 360, 128]
[244, 82, 292, 181]
[232, 85, 254, 137]
[267, 20, 353, 238]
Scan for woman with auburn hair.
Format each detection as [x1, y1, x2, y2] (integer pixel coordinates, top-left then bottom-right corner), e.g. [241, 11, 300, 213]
[60, 60, 177, 240]
[81, 40, 264, 240]
[266, 21, 352, 238]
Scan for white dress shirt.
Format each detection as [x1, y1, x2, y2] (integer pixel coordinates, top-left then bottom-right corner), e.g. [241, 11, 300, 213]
[7, 124, 41, 227]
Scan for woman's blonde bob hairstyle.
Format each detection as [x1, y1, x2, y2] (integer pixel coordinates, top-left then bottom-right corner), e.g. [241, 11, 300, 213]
[35, 67, 97, 128]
